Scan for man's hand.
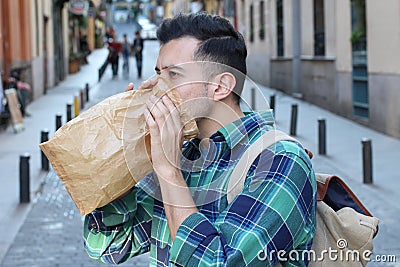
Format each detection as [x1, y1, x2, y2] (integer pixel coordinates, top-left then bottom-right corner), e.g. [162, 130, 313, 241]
[144, 93, 198, 240]
[124, 82, 135, 92]
[144, 94, 182, 179]
[124, 77, 158, 92]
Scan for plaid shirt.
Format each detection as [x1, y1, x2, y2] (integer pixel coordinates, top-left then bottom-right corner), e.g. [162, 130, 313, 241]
[84, 110, 316, 266]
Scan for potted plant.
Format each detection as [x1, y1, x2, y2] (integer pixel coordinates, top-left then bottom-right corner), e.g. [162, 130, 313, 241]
[69, 52, 81, 74]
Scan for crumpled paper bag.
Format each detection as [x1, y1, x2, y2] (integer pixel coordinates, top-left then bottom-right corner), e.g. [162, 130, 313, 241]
[39, 79, 198, 215]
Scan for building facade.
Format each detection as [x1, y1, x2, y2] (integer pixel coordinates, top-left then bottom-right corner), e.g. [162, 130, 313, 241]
[1, 0, 70, 100]
[238, 0, 400, 138]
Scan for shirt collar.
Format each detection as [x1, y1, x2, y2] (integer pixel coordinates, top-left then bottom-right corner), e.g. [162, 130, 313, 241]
[211, 110, 275, 149]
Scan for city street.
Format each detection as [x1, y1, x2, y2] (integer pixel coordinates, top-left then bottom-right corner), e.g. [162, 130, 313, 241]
[1, 31, 400, 266]
[0, 37, 160, 266]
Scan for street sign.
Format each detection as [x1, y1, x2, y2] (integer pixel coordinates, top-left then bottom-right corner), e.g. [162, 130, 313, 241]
[69, 0, 89, 15]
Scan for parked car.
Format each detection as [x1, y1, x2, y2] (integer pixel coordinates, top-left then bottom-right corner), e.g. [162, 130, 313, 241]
[136, 15, 157, 40]
[140, 23, 157, 40]
[137, 15, 151, 27]
[113, 3, 129, 23]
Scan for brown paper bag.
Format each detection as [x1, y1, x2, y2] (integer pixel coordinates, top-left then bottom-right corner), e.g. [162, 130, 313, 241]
[39, 79, 198, 215]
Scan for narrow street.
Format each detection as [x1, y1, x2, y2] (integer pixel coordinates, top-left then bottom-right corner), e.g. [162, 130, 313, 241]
[1, 24, 399, 267]
[0, 36, 160, 266]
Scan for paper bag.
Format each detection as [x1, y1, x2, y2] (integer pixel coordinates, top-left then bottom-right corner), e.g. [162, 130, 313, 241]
[39, 79, 198, 215]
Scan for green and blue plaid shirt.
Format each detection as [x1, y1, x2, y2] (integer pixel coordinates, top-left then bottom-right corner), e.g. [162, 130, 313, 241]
[84, 110, 316, 266]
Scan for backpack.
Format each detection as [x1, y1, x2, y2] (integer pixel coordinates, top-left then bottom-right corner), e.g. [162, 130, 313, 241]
[227, 130, 379, 266]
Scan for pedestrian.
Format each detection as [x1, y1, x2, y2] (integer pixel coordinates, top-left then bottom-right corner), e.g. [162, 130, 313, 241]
[83, 13, 316, 266]
[122, 33, 130, 77]
[107, 41, 120, 78]
[132, 30, 144, 79]
[105, 26, 116, 43]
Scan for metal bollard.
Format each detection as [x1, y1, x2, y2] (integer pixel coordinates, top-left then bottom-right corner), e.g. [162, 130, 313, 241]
[270, 94, 276, 116]
[80, 89, 85, 110]
[85, 83, 89, 102]
[19, 153, 31, 203]
[66, 103, 72, 122]
[41, 129, 49, 171]
[290, 104, 298, 136]
[362, 138, 373, 184]
[74, 94, 80, 118]
[56, 113, 62, 131]
[251, 88, 256, 110]
[318, 118, 326, 155]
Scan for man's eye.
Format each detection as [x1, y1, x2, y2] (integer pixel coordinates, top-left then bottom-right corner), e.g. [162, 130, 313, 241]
[169, 71, 180, 78]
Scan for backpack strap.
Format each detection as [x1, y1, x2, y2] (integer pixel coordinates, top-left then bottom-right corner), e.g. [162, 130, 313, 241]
[227, 130, 300, 203]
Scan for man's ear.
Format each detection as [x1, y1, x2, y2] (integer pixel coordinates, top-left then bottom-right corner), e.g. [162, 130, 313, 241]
[212, 72, 237, 101]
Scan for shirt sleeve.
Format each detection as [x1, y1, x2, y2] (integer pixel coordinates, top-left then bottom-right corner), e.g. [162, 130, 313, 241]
[169, 145, 317, 267]
[83, 175, 155, 264]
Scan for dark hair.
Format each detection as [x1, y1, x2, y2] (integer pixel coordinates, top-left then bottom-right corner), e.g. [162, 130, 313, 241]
[157, 13, 247, 102]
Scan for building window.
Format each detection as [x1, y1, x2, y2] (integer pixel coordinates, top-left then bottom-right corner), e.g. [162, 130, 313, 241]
[351, 0, 368, 119]
[250, 4, 254, 43]
[276, 0, 284, 57]
[259, 1, 265, 40]
[314, 0, 325, 56]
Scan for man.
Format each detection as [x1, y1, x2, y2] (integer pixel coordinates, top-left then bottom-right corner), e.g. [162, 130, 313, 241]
[132, 30, 144, 79]
[84, 13, 316, 266]
[122, 33, 130, 77]
[107, 41, 120, 78]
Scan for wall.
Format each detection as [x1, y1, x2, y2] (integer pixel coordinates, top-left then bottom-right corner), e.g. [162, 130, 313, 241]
[301, 59, 336, 111]
[301, 0, 313, 56]
[45, 0, 56, 88]
[0, 0, 6, 74]
[246, 0, 272, 85]
[237, 0, 400, 138]
[367, 0, 400, 75]
[270, 59, 292, 94]
[63, 6, 69, 78]
[366, 0, 400, 138]
[369, 74, 400, 138]
[30, 0, 44, 99]
[332, 0, 353, 120]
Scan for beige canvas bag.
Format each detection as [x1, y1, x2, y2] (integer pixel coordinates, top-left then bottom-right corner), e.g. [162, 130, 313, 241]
[227, 130, 379, 266]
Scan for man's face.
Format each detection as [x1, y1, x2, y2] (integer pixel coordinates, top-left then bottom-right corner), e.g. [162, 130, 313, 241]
[155, 37, 213, 119]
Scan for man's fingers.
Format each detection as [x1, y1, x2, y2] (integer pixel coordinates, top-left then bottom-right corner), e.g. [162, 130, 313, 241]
[144, 108, 160, 137]
[125, 83, 135, 92]
[162, 95, 181, 128]
[146, 96, 167, 126]
[138, 77, 158, 90]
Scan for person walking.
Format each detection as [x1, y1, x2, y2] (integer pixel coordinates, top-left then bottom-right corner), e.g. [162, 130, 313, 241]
[122, 33, 131, 78]
[107, 41, 120, 79]
[132, 30, 144, 79]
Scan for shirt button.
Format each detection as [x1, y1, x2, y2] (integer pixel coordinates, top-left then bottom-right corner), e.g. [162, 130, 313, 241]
[91, 223, 98, 229]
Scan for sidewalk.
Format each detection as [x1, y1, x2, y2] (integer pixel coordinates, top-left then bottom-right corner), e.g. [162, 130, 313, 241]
[1, 43, 399, 266]
[0, 43, 158, 266]
[0, 48, 108, 262]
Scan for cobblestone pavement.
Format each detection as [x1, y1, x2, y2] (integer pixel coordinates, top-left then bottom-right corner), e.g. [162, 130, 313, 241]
[1, 171, 149, 267]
